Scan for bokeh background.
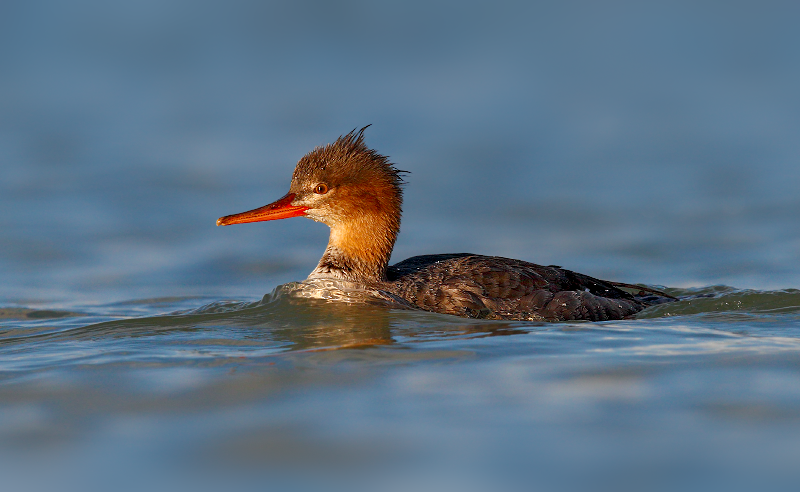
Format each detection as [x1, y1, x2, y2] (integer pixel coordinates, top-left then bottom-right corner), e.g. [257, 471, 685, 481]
[3, 2, 800, 491]
[3, 0, 799, 306]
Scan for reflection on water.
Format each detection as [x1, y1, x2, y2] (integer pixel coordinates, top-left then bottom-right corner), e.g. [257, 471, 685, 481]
[3, 286, 800, 490]
[2, 290, 800, 491]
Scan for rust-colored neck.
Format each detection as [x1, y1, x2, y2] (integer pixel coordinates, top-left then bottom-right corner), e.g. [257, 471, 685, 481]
[309, 203, 400, 283]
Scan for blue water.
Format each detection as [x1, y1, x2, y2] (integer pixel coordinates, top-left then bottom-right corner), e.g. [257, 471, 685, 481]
[2, 1, 800, 491]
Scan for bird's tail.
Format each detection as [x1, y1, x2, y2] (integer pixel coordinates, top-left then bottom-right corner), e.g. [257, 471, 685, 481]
[609, 281, 678, 304]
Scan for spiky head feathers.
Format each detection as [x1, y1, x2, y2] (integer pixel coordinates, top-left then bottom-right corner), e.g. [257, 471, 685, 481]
[288, 127, 405, 227]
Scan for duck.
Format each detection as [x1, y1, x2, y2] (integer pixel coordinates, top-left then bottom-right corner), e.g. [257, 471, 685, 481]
[217, 127, 674, 321]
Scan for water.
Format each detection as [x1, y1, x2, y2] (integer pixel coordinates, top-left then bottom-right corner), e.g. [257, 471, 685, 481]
[2, 0, 800, 490]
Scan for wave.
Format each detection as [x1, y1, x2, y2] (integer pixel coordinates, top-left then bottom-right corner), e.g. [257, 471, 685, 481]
[638, 286, 800, 318]
[3, 283, 800, 353]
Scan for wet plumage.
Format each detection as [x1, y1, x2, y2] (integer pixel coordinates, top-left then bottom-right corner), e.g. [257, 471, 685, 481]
[218, 128, 673, 321]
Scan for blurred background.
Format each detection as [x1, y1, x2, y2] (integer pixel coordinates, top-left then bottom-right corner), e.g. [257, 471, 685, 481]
[2, 0, 800, 307]
[4, 3, 800, 492]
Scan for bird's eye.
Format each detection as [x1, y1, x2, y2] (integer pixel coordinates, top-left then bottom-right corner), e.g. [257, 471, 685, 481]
[314, 183, 329, 194]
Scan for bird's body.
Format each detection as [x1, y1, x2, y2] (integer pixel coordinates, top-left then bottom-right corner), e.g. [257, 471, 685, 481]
[386, 254, 651, 321]
[218, 128, 673, 321]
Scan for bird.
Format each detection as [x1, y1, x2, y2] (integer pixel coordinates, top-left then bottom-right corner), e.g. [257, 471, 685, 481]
[217, 127, 674, 322]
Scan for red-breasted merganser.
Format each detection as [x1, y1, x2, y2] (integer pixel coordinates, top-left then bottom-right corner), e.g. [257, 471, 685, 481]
[217, 128, 674, 321]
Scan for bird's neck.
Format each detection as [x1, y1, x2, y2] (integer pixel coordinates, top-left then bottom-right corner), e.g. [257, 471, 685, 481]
[309, 211, 400, 283]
